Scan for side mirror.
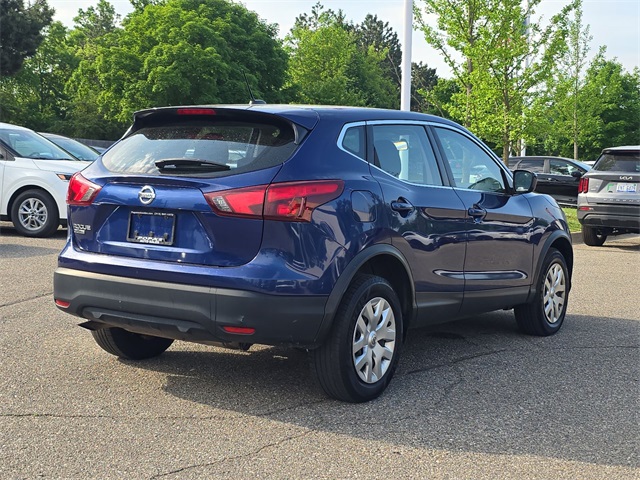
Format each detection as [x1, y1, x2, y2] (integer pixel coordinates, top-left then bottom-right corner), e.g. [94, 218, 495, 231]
[513, 169, 537, 194]
[571, 170, 583, 178]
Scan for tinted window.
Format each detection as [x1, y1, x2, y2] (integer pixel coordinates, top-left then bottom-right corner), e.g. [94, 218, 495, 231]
[434, 127, 506, 193]
[549, 159, 583, 176]
[593, 151, 640, 172]
[341, 126, 366, 159]
[102, 117, 298, 177]
[371, 125, 442, 186]
[515, 158, 544, 173]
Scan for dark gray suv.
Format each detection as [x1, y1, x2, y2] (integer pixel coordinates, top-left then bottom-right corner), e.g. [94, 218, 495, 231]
[577, 146, 640, 246]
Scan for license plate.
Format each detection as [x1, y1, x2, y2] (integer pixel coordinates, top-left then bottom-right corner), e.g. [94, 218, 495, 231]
[616, 183, 637, 193]
[127, 211, 175, 245]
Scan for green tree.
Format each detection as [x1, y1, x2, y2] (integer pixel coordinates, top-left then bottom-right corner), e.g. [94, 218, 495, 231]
[579, 53, 640, 159]
[356, 14, 403, 88]
[416, 0, 574, 164]
[411, 61, 439, 112]
[529, 1, 591, 159]
[64, 0, 125, 139]
[0, 0, 53, 77]
[293, 2, 350, 31]
[71, 0, 288, 123]
[69, 0, 121, 49]
[0, 21, 75, 129]
[286, 4, 396, 108]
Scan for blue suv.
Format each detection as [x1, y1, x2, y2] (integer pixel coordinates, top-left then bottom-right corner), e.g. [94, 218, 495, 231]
[54, 105, 573, 402]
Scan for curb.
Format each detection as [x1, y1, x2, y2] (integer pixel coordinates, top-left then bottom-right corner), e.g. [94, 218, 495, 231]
[571, 232, 583, 244]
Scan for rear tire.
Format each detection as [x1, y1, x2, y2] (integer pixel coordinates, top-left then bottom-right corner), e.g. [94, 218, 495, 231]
[91, 327, 174, 360]
[514, 248, 569, 336]
[582, 225, 607, 246]
[11, 189, 59, 237]
[312, 275, 403, 403]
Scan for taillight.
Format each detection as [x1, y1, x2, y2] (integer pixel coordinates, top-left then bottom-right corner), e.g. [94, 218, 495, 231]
[204, 180, 344, 222]
[204, 184, 268, 217]
[67, 172, 101, 205]
[265, 181, 344, 221]
[578, 177, 589, 194]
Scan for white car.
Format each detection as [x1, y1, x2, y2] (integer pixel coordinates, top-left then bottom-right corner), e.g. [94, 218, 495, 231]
[0, 122, 91, 237]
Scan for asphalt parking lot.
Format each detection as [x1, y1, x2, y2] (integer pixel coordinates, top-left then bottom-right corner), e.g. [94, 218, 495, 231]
[1, 223, 638, 479]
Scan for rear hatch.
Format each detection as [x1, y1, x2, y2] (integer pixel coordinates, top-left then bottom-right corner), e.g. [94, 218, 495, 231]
[581, 149, 640, 205]
[68, 107, 309, 267]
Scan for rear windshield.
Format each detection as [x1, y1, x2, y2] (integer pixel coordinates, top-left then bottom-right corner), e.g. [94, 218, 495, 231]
[593, 151, 640, 173]
[102, 116, 299, 177]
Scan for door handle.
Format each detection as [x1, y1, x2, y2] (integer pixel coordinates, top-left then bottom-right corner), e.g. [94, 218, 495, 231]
[468, 206, 487, 222]
[391, 198, 414, 214]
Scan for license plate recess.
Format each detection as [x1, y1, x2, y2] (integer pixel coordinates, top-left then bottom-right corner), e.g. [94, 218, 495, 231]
[127, 211, 175, 245]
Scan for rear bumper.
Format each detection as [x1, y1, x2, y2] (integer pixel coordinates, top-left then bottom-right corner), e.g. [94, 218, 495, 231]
[577, 204, 640, 232]
[54, 267, 328, 347]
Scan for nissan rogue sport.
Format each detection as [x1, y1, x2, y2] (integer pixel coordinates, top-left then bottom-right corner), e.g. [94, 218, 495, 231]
[54, 105, 573, 402]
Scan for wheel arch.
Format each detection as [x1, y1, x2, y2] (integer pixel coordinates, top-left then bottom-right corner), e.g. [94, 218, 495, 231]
[316, 244, 416, 345]
[529, 230, 573, 302]
[7, 185, 59, 222]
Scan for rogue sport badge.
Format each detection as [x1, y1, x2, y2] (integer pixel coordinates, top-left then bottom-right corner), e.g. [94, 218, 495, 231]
[138, 185, 156, 205]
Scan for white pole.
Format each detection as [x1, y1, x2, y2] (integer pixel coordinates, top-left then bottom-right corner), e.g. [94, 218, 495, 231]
[400, 0, 413, 111]
[520, 12, 531, 156]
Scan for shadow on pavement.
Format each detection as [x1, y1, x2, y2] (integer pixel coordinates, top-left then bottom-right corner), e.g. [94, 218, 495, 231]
[121, 311, 639, 468]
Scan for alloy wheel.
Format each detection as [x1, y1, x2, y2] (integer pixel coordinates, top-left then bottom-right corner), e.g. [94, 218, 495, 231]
[18, 197, 48, 231]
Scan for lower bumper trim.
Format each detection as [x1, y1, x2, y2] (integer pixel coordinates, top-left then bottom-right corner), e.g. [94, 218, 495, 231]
[54, 267, 328, 347]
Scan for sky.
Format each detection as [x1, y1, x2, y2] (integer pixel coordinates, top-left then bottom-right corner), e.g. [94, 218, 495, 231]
[46, 0, 639, 78]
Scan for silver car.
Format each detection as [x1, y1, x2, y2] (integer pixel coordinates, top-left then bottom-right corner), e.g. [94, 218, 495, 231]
[577, 146, 640, 246]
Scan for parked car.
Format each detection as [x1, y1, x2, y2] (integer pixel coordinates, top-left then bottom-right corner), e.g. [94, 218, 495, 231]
[577, 146, 640, 246]
[40, 133, 100, 162]
[88, 145, 109, 154]
[53, 105, 573, 402]
[0, 122, 91, 237]
[509, 156, 590, 205]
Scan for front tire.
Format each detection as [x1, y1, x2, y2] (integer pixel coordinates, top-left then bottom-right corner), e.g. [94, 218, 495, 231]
[91, 327, 174, 360]
[312, 275, 403, 403]
[11, 189, 59, 237]
[582, 225, 607, 246]
[515, 248, 569, 336]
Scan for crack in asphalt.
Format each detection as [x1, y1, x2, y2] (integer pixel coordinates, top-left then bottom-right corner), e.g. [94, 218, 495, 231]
[0, 292, 53, 309]
[400, 342, 638, 379]
[0, 413, 231, 421]
[254, 398, 330, 417]
[402, 348, 509, 377]
[148, 430, 315, 479]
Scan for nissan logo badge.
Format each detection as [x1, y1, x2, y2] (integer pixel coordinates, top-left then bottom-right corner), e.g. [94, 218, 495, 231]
[138, 185, 156, 205]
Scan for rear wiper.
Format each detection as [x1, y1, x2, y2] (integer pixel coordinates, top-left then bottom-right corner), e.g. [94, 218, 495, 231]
[155, 158, 230, 171]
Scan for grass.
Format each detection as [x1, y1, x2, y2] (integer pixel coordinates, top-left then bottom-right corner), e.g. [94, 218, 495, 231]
[562, 207, 581, 233]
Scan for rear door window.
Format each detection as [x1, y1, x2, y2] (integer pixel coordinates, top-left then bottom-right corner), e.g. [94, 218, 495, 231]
[370, 125, 443, 186]
[515, 158, 544, 173]
[102, 116, 299, 177]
